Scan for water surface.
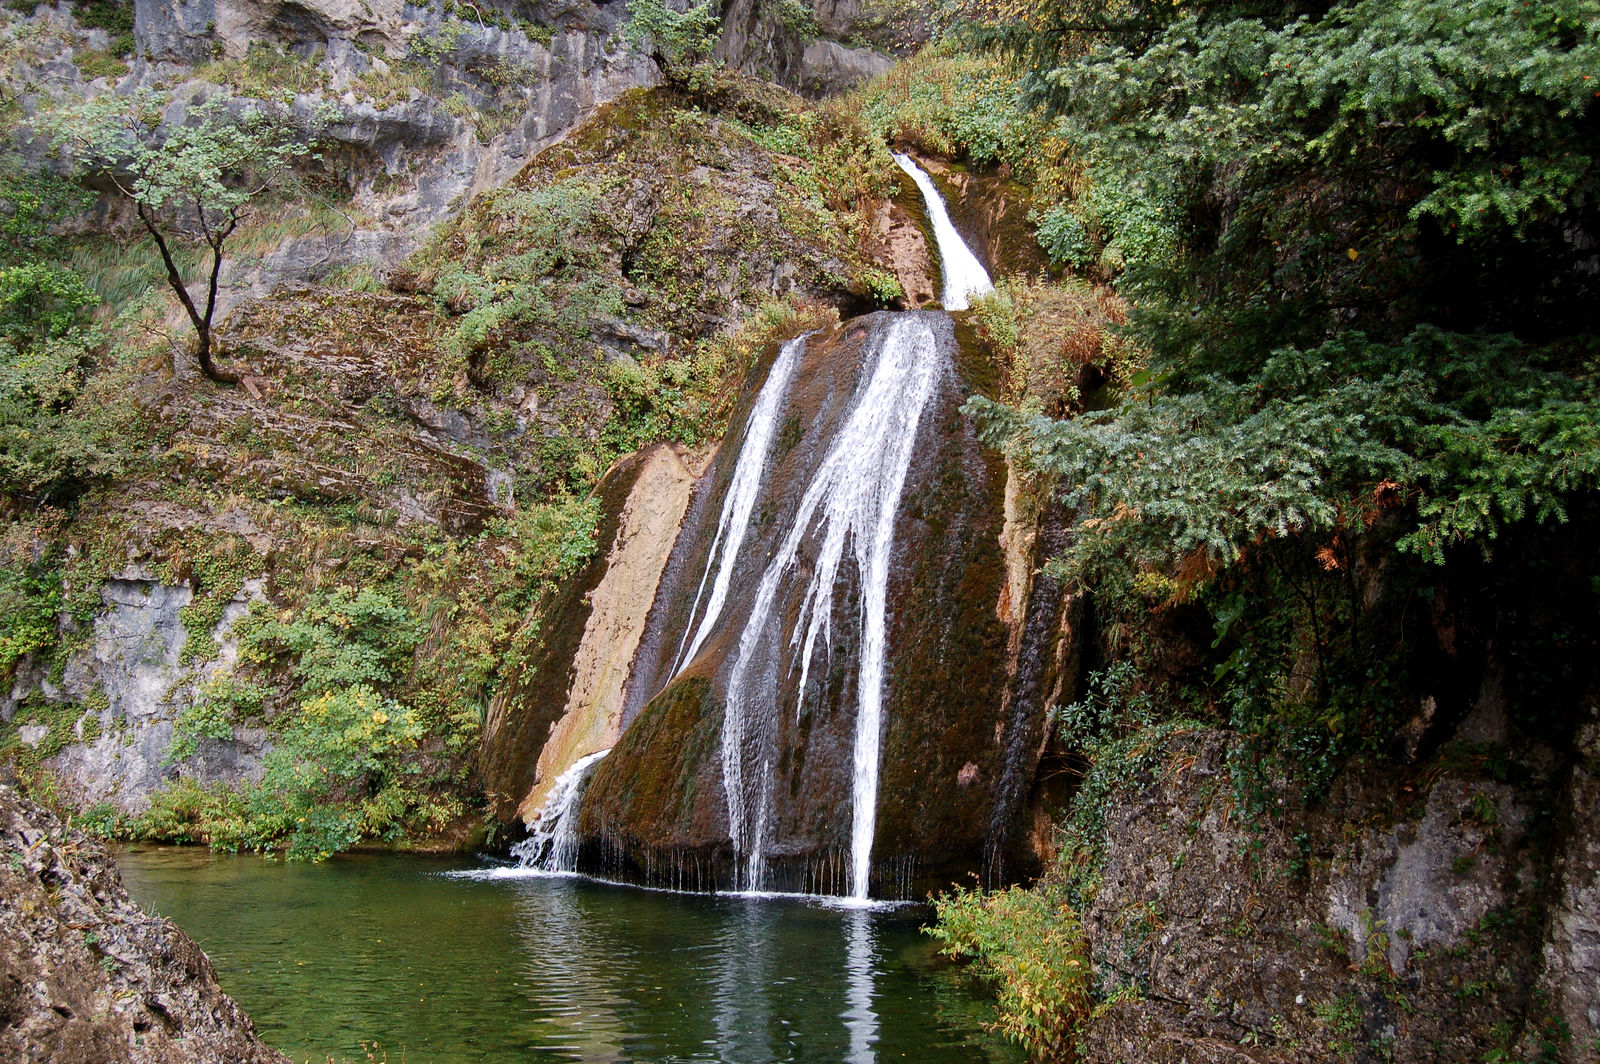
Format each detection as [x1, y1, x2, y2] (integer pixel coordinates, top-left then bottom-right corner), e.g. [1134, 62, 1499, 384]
[117, 847, 1020, 1064]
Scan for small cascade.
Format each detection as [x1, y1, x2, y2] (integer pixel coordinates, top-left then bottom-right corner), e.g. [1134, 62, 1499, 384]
[511, 749, 610, 872]
[892, 153, 995, 311]
[672, 335, 806, 676]
[720, 316, 942, 898]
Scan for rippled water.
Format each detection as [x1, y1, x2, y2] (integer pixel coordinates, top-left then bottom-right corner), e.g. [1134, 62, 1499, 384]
[117, 848, 1021, 1064]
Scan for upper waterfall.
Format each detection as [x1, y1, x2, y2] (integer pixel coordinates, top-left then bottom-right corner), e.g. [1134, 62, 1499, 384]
[892, 153, 994, 311]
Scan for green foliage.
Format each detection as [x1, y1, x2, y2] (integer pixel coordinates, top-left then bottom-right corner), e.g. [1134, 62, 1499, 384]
[256, 682, 426, 860]
[247, 586, 424, 691]
[1004, 0, 1600, 365]
[0, 262, 126, 502]
[857, 266, 905, 306]
[49, 87, 320, 374]
[851, 49, 1044, 172]
[140, 587, 442, 859]
[164, 679, 262, 763]
[409, 495, 602, 742]
[776, 0, 820, 39]
[196, 41, 330, 99]
[0, 263, 97, 343]
[970, 285, 1020, 358]
[970, 329, 1600, 582]
[1053, 663, 1205, 862]
[52, 88, 315, 222]
[0, 161, 91, 267]
[928, 874, 1093, 1060]
[622, 0, 721, 72]
[0, 555, 59, 678]
[1, 697, 95, 774]
[72, 0, 136, 56]
[426, 174, 621, 388]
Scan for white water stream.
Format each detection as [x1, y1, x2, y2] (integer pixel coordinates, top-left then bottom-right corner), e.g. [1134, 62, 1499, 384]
[654, 155, 995, 900]
[721, 315, 942, 899]
[510, 749, 610, 873]
[891, 153, 995, 311]
[672, 335, 806, 676]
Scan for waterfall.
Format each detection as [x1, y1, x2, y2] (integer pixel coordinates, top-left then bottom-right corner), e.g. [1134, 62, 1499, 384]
[511, 749, 610, 873]
[891, 153, 994, 311]
[720, 316, 942, 898]
[672, 335, 806, 676]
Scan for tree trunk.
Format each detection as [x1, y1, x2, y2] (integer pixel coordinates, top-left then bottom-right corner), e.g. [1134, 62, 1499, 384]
[137, 203, 239, 386]
[193, 326, 241, 385]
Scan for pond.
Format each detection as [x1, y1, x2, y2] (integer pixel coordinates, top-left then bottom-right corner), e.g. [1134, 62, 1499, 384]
[116, 847, 1022, 1064]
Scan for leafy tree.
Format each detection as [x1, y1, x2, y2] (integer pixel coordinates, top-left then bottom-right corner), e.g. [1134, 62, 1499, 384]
[960, 0, 1600, 795]
[0, 262, 121, 501]
[50, 88, 317, 383]
[622, 0, 721, 77]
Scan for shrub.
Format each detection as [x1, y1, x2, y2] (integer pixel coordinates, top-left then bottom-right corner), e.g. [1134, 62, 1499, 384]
[929, 876, 1093, 1060]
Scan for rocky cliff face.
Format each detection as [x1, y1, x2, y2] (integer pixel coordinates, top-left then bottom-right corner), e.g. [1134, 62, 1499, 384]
[1068, 707, 1600, 1063]
[0, 784, 288, 1063]
[133, 0, 661, 311]
[2, 569, 269, 814]
[478, 441, 714, 825]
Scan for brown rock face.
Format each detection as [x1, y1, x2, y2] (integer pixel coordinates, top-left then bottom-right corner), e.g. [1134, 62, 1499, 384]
[0, 785, 289, 1064]
[912, 155, 1051, 280]
[516, 443, 713, 823]
[577, 311, 1046, 897]
[478, 444, 707, 827]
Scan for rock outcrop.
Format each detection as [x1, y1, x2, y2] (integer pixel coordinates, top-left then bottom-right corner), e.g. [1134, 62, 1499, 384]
[559, 311, 1061, 897]
[479, 441, 715, 826]
[1071, 708, 1600, 1063]
[3, 568, 270, 815]
[0, 784, 288, 1064]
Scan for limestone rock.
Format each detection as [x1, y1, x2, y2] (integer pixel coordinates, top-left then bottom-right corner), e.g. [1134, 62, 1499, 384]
[795, 38, 890, 97]
[0, 784, 289, 1063]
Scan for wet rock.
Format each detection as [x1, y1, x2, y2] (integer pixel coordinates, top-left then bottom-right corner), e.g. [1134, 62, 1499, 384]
[0, 784, 289, 1063]
[479, 444, 711, 826]
[514, 442, 713, 823]
[870, 198, 938, 308]
[572, 311, 1030, 897]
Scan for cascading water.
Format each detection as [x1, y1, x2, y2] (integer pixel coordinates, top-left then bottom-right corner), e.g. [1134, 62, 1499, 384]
[891, 153, 995, 311]
[530, 143, 1017, 904]
[511, 749, 610, 872]
[672, 335, 805, 676]
[720, 316, 943, 898]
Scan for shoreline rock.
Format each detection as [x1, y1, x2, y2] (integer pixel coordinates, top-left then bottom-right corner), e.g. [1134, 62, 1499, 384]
[0, 784, 289, 1064]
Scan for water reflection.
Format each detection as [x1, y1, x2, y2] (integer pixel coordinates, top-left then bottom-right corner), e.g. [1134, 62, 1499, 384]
[843, 908, 879, 1064]
[117, 849, 1019, 1064]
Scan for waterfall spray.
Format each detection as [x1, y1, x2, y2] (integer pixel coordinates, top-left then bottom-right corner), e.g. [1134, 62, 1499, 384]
[511, 749, 610, 873]
[672, 336, 806, 676]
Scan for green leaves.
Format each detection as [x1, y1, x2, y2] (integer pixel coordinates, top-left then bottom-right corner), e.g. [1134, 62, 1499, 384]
[929, 877, 1092, 1059]
[622, 0, 721, 70]
[972, 328, 1600, 579]
[52, 88, 313, 226]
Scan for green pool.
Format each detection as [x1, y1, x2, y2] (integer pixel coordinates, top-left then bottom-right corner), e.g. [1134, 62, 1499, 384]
[116, 847, 1021, 1064]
